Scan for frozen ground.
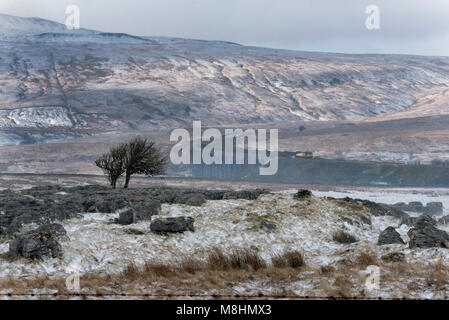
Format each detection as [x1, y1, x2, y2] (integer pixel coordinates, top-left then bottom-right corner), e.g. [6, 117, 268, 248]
[0, 188, 448, 298]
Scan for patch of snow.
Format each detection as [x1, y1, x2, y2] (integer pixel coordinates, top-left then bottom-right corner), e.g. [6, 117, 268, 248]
[0, 107, 73, 129]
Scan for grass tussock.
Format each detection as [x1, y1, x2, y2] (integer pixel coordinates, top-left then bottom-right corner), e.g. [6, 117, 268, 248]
[121, 247, 304, 278]
[332, 230, 358, 244]
[319, 265, 336, 275]
[206, 247, 267, 271]
[354, 252, 378, 268]
[227, 248, 267, 271]
[425, 269, 449, 291]
[123, 228, 145, 235]
[143, 261, 176, 277]
[332, 274, 354, 297]
[271, 250, 305, 269]
[425, 260, 449, 292]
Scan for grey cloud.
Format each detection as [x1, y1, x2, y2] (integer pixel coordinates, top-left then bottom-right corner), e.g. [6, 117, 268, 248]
[1, 0, 448, 55]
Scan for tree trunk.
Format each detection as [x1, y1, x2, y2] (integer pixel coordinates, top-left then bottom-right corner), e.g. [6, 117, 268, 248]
[124, 171, 131, 189]
[111, 178, 117, 189]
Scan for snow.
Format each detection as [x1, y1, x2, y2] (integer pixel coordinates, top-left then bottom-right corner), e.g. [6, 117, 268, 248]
[0, 188, 448, 299]
[1, 13, 449, 141]
[1, 190, 448, 282]
[0, 107, 73, 129]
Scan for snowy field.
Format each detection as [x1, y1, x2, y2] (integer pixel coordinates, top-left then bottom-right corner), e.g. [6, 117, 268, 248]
[0, 188, 448, 297]
[0, 189, 448, 277]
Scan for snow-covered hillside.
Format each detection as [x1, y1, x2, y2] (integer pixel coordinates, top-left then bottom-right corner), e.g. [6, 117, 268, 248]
[1, 14, 449, 135]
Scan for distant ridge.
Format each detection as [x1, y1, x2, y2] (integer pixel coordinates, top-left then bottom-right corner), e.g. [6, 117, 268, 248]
[0, 12, 94, 35]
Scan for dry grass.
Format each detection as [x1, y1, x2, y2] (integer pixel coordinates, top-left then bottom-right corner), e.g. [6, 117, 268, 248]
[228, 248, 267, 271]
[332, 274, 354, 298]
[333, 199, 366, 212]
[319, 265, 336, 275]
[381, 252, 406, 263]
[143, 261, 176, 277]
[354, 252, 378, 268]
[425, 260, 449, 292]
[123, 228, 145, 235]
[120, 247, 284, 280]
[1, 247, 449, 299]
[332, 230, 358, 244]
[320, 269, 355, 298]
[271, 250, 305, 269]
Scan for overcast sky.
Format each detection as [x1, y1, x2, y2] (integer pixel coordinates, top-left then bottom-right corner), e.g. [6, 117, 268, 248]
[1, 0, 448, 56]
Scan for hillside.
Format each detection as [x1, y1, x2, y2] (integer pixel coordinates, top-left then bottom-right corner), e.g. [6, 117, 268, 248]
[1, 15, 449, 131]
[1, 14, 449, 171]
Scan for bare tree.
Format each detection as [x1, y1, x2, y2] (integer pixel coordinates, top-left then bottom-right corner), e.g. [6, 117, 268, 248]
[123, 137, 166, 188]
[95, 137, 166, 189]
[95, 144, 127, 189]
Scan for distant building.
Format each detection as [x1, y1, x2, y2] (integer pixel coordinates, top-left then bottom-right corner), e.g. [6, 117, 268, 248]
[295, 151, 313, 158]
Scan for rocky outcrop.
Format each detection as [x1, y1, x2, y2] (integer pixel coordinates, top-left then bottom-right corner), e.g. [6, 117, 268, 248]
[409, 202, 425, 213]
[117, 208, 136, 225]
[390, 202, 411, 212]
[293, 190, 312, 200]
[400, 216, 418, 227]
[260, 221, 277, 232]
[150, 216, 195, 233]
[376, 201, 444, 218]
[0, 185, 267, 237]
[408, 215, 449, 248]
[223, 190, 267, 200]
[377, 227, 405, 245]
[402, 214, 438, 228]
[85, 198, 129, 213]
[390, 201, 424, 213]
[175, 193, 206, 206]
[423, 202, 443, 216]
[0, 188, 83, 236]
[132, 201, 161, 221]
[413, 215, 437, 229]
[439, 215, 449, 224]
[340, 197, 409, 220]
[8, 223, 66, 259]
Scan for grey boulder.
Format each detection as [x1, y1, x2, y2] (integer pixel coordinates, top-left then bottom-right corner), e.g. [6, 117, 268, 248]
[423, 202, 443, 216]
[392, 201, 424, 213]
[133, 200, 161, 221]
[408, 215, 449, 249]
[260, 221, 277, 232]
[8, 223, 66, 259]
[377, 227, 405, 245]
[413, 215, 437, 229]
[293, 189, 312, 200]
[401, 214, 437, 228]
[408, 201, 424, 213]
[176, 193, 206, 206]
[391, 202, 411, 212]
[223, 190, 265, 200]
[150, 216, 194, 233]
[117, 208, 137, 225]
